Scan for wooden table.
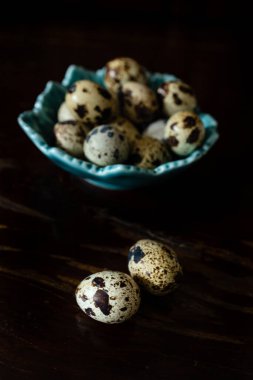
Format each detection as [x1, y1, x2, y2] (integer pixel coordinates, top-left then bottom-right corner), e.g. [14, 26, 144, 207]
[1, 14, 253, 380]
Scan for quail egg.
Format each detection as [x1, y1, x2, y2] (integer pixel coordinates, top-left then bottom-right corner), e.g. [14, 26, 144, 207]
[105, 57, 147, 94]
[84, 125, 129, 166]
[76, 271, 141, 324]
[128, 239, 183, 295]
[143, 119, 167, 141]
[157, 81, 197, 116]
[164, 111, 205, 156]
[130, 136, 171, 169]
[120, 81, 159, 124]
[57, 101, 76, 122]
[54, 121, 90, 158]
[110, 117, 141, 148]
[65, 80, 116, 125]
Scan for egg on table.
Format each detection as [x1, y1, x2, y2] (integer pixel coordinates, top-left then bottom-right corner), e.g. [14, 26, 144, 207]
[128, 239, 183, 295]
[76, 271, 141, 324]
[120, 81, 159, 124]
[57, 101, 76, 122]
[164, 110, 205, 156]
[130, 136, 171, 169]
[84, 125, 129, 166]
[54, 120, 90, 158]
[105, 57, 147, 94]
[157, 80, 197, 116]
[65, 80, 116, 125]
[110, 117, 141, 148]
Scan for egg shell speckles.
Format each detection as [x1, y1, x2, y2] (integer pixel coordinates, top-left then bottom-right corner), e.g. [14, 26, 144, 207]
[164, 111, 205, 156]
[128, 239, 183, 295]
[57, 101, 77, 122]
[54, 121, 89, 158]
[65, 80, 116, 125]
[143, 119, 167, 141]
[110, 117, 141, 148]
[120, 81, 159, 124]
[157, 81, 197, 116]
[84, 125, 130, 166]
[75, 271, 141, 324]
[105, 57, 147, 94]
[130, 136, 171, 169]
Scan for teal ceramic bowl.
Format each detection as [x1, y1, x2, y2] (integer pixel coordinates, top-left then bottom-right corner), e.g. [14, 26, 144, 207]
[18, 65, 219, 190]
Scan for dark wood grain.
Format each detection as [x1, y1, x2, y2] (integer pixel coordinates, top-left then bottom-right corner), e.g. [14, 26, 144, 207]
[0, 7, 253, 379]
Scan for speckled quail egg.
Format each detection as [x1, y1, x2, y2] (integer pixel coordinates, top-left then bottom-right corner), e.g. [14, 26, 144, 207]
[54, 121, 90, 158]
[130, 136, 171, 169]
[65, 80, 116, 125]
[164, 111, 205, 156]
[120, 81, 159, 124]
[110, 117, 141, 148]
[157, 81, 197, 116]
[75, 271, 141, 324]
[143, 119, 167, 141]
[128, 239, 183, 295]
[105, 57, 147, 94]
[84, 125, 129, 166]
[57, 101, 76, 122]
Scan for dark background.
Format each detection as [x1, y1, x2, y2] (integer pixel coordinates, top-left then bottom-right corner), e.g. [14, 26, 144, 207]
[1, 1, 253, 379]
[2, 0, 251, 236]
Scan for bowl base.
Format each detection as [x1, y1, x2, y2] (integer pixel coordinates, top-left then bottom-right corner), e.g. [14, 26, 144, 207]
[83, 178, 133, 190]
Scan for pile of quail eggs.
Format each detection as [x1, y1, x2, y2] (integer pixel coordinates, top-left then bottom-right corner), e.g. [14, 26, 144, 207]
[54, 57, 206, 169]
[76, 239, 183, 324]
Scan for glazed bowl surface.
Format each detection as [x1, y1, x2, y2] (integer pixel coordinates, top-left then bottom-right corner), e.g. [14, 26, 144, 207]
[18, 65, 219, 190]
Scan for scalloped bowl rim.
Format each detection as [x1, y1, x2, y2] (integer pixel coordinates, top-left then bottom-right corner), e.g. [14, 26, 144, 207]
[18, 65, 219, 181]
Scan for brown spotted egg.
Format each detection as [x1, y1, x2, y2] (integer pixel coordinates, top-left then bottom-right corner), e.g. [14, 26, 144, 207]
[65, 80, 116, 125]
[164, 111, 205, 156]
[54, 121, 90, 158]
[128, 239, 183, 295]
[84, 125, 129, 166]
[75, 271, 141, 324]
[57, 101, 76, 122]
[105, 57, 147, 94]
[157, 81, 197, 116]
[130, 136, 171, 169]
[110, 117, 141, 148]
[120, 81, 159, 124]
